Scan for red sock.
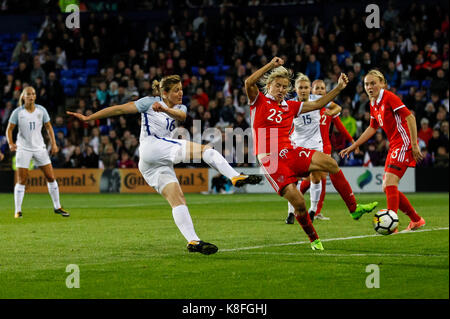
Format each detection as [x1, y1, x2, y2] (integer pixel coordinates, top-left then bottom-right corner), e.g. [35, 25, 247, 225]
[329, 169, 357, 213]
[385, 185, 399, 213]
[295, 213, 319, 242]
[399, 191, 421, 222]
[315, 178, 327, 216]
[299, 179, 311, 194]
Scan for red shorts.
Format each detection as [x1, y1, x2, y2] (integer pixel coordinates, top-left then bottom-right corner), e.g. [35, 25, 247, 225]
[323, 144, 332, 155]
[258, 146, 316, 196]
[384, 147, 416, 178]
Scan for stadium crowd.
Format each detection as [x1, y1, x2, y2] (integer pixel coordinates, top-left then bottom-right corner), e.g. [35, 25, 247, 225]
[0, 1, 448, 170]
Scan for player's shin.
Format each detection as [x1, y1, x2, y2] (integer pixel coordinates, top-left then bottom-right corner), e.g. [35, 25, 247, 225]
[14, 183, 25, 214]
[398, 191, 421, 222]
[47, 181, 61, 210]
[385, 185, 399, 213]
[295, 211, 319, 242]
[329, 169, 357, 213]
[172, 205, 201, 242]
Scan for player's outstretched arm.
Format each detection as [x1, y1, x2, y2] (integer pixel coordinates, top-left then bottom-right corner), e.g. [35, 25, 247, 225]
[301, 73, 348, 113]
[6, 122, 17, 152]
[340, 126, 377, 158]
[405, 113, 424, 162]
[244, 57, 283, 104]
[44, 121, 59, 155]
[66, 102, 138, 121]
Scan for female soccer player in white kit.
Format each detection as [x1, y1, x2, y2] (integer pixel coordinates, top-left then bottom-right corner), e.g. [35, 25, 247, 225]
[6, 86, 70, 218]
[67, 75, 261, 255]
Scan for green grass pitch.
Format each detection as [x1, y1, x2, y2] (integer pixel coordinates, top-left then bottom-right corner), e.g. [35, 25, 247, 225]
[0, 192, 448, 299]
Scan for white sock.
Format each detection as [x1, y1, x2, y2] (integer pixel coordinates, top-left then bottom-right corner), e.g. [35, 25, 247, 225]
[287, 201, 295, 214]
[310, 181, 322, 212]
[47, 181, 61, 210]
[202, 148, 239, 180]
[288, 182, 303, 215]
[172, 205, 201, 242]
[14, 183, 25, 214]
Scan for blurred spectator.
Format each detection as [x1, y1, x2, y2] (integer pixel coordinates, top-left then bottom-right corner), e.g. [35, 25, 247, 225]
[340, 107, 357, 138]
[434, 146, 449, 168]
[428, 129, 449, 156]
[418, 118, 433, 146]
[118, 151, 136, 168]
[11, 33, 33, 63]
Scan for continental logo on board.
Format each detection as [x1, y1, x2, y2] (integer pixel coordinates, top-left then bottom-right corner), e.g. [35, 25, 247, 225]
[26, 174, 97, 187]
[22, 169, 103, 193]
[23, 168, 209, 193]
[120, 168, 209, 193]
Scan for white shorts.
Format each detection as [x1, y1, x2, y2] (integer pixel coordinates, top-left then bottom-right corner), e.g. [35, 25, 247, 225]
[138, 135, 187, 193]
[16, 149, 51, 168]
[291, 138, 324, 152]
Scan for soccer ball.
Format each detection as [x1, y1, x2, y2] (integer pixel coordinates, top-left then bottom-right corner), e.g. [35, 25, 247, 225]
[373, 209, 399, 235]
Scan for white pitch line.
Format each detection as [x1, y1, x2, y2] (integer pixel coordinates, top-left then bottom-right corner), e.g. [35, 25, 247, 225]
[220, 227, 449, 252]
[240, 252, 447, 258]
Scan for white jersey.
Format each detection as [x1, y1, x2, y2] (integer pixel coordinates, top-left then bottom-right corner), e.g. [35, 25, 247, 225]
[8, 104, 51, 152]
[290, 94, 329, 149]
[134, 96, 187, 143]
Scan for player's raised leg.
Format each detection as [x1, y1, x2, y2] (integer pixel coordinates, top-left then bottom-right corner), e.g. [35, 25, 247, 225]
[187, 141, 262, 187]
[40, 163, 70, 217]
[308, 151, 378, 219]
[161, 182, 218, 255]
[282, 183, 323, 250]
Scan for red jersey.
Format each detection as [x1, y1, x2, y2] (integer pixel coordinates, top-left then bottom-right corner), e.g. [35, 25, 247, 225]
[320, 108, 354, 149]
[369, 89, 412, 150]
[250, 92, 303, 155]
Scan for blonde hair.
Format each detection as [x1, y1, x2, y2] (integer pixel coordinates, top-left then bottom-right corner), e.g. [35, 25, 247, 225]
[294, 72, 311, 88]
[259, 66, 293, 95]
[18, 86, 35, 107]
[152, 75, 181, 96]
[365, 69, 387, 87]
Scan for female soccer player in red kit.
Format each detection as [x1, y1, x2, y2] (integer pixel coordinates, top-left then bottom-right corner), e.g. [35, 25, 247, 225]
[245, 57, 378, 250]
[340, 70, 426, 231]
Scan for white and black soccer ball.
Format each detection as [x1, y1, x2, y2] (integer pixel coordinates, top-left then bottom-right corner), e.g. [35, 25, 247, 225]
[373, 209, 399, 235]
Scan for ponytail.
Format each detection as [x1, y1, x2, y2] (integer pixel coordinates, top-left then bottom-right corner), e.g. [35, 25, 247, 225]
[18, 90, 26, 107]
[152, 80, 161, 96]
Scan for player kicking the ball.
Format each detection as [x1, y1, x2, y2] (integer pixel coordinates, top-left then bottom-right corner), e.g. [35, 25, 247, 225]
[285, 76, 356, 224]
[340, 70, 425, 232]
[68, 75, 262, 255]
[245, 57, 378, 251]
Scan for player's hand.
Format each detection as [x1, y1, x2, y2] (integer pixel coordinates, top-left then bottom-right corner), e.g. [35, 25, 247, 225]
[324, 109, 340, 117]
[339, 145, 354, 158]
[411, 145, 424, 163]
[8, 143, 17, 152]
[152, 102, 167, 112]
[66, 111, 89, 122]
[0, 152, 4, 161]
[337, 73, 349, 90]
[51, 144, 59, 155]
[270, 57, 284, 68]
